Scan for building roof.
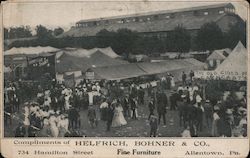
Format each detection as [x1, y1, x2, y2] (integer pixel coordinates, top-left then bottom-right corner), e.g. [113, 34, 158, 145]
[76, 3, 234, 24]
[59, 3, 239, 38]
[60, 13, 237, 37]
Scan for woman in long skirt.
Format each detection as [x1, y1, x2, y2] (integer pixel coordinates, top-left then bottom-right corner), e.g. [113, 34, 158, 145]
[112, 103, 127, 127]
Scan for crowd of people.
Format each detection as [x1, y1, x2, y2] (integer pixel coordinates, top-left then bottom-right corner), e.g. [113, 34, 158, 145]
[4, 70, 247, 138]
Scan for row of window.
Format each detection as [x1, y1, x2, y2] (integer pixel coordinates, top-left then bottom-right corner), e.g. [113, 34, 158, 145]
[76, 8, 235, 28]
[76, 14, 174, 27]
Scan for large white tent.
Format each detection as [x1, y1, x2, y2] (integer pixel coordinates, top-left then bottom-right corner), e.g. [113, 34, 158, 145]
[4, 46, 60, 56]
[195, 41, 247, 81]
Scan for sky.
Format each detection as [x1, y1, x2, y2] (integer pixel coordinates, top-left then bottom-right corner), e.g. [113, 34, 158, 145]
[2, 0, 248, 32]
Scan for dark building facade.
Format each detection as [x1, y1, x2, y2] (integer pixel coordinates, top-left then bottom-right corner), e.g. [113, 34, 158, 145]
[60, 3, 243, 38]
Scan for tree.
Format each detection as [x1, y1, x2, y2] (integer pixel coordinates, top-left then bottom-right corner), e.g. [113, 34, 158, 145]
[96, 29, 116, 48]
[36, 25, 53, 40]
[166, 25, 191, 52]
[8, 26, 32, 39]
[196, 22, 224, 51]
[111, 29, 138, 56]
[224, 21, 246, 49]
[53, 27, 64, 36]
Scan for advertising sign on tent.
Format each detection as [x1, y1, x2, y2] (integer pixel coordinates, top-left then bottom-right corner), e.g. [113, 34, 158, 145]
[194, 41, 247, 82]
[27, 54, 56, 80]
[194, 70, 247, 81]
[86, 71, 95, 80]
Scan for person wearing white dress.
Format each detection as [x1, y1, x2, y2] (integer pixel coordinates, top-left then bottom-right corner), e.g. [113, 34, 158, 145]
[196, 94, 202, 103]
[58, 114, 69, 137]
[23, 106, 30, 125]
[88, 91, 94, 106]
[170, 75, 175, 88]
[49, 114, 59, 137]
[64, 95, 71, 110]
[181, 125, 191, 137]
[111, 104, 127, 127]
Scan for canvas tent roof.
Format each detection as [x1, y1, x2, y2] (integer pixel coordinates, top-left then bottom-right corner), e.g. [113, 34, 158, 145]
[88, 64, 147, 80]
[60, 47, 120, 58]
[207, 48, 231, 60]
[89, 58, 205, 80]
[56, 50, 127, 73]
[195, 42, 247, 81]
[215, 42, 247, 78]
[4, 46, 60, 56]
[138, 58, 205, 75]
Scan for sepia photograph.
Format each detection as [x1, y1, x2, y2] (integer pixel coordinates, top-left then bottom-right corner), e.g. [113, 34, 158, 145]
[2, 1, 248, 139]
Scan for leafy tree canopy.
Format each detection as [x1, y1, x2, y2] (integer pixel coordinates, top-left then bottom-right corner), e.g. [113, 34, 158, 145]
[196, 22, 224, 51]
[53, 27, 64, 36]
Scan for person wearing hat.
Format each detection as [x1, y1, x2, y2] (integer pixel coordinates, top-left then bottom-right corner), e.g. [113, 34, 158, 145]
[68, 106, 80, 129]
[203, 100, 213, 129]
[156, 91, 168, 127]
[138, 87, 145, 105]
[106, 104, 114, 132]
[130, 97, 138, 120]
[122, 95, 130, 118]
[100, 98, 109, 121]
[182, 71, 187, 86]
[148, 97, 155, 120]
[217, 111, 233, 137]
[58, 114, 69, 137]
[49, 113, 59, 137]
[169, 90, 178, 111]
[149, 113, 158, 137]
[87, 105, 97, 128]
[211, 107, 220, 137]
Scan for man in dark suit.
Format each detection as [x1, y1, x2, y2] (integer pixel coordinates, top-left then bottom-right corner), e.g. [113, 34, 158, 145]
[106, 104, 114, 131]
[156, 91, 168, 126]
[130, 98, 138, 120]
[170, 90, 179, 110]
[68, 107, 80, 129]
[148, 97, 155, 120]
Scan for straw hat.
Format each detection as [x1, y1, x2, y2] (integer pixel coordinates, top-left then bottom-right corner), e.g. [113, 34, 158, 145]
[181, 95, 186, 98]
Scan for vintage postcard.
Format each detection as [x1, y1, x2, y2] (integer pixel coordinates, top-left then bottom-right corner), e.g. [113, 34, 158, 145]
[0, 0, 249, 157]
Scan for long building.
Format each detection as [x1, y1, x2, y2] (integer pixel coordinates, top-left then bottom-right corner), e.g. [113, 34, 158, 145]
[60, 3, 243, 38]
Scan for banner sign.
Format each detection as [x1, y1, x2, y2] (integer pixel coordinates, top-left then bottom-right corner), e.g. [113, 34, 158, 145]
[27, 54, 56, 80]
[194, 70, 247, 81]
[86, 71, 95, 80]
